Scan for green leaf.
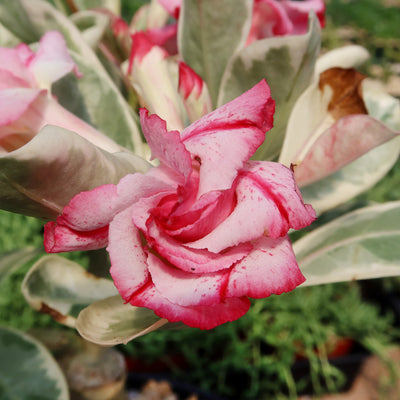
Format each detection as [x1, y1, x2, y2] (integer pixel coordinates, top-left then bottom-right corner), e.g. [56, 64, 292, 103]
[218, 13, 321, 161]
[0, 247, 41, 285]
[73, 0, 121, 14]
[0, 22, 20, 46]
[0, 0, 144, 154]
[363, 79, 400, 131]
[22, 255, 118, 327]
[0, 125, 150, 219]
[300, 137, 400, 214]
[76, 295, 181, 345]
[69, 10, 109, 49]
[0, 326, 69, 400]
[295, 201, 400, 286]
[178, 0, 253, 107]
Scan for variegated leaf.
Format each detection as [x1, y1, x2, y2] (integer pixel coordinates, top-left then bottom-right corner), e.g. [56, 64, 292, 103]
[219, 13, 321, 161]
[178, 0, 253, 107]
[0, 125, 150, 219]
[76, 295, 182, 345]
[295, 201, 400, 286]
[0, 326, 69, 400]
[22, 255, 118, 327]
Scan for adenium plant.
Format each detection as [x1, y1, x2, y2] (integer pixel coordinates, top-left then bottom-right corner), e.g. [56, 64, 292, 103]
[44, 81, 315, 329]
[0, 0, 398, 358]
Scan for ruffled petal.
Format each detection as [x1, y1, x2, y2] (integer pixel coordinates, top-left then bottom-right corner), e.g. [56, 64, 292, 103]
[58, 173, 174, 231]
[145, 219, 252, 273]
[0, 88, 42, 127]
[226, 235, 305, 298]
[162, 187, 235, 242]
[181, 80, 275, 197]
[44, 221, 108, 252]
[29, 31, 81, 90]
[140, 109, 192, 183]
[108, 207, 150, 301]
[187, 161, 315, 252]
[244, 161, 316, 231]
[130, 282, 251, 329]
[147, 253, 229, 306]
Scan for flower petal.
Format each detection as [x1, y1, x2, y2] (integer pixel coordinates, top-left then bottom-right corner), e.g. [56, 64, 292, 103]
[109, 207, 150, 301]
[130, 282, 251, 329]
[140, 109, 192, 183]
[44, 222, 108, 253]
[178, 61, 212, 124]
[163, 188, 235, 242]
[57, 173, 172, 232]
[145, 219, 252, 273]
[147, 253, 229, 306]
[29, 31, 81, 90]
[226, 235, 305, 298]
[188, 161, 315, 252]
[181, 80, 275, 197]
[130, 33, 185, 131]
[0, 88, 42, 128]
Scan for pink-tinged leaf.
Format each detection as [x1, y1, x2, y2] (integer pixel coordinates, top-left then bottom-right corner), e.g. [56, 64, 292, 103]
[188, 161, 315, 252]
[280, 67, 369, 168]
[295, 114, 400, 187]
[226, 235, 305, 298]
[140, 109, 192, 183]
[181, 80, 275, 197]
[130, 282, 251, 329]
[44, 222, 108, 253]
[109, 207, 150, 300]
[28, 31, 81, 90]
[147, 253, 230, 306]
[145, 219, 252, 274]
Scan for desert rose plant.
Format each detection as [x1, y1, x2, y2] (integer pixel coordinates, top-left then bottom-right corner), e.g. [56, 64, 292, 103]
[0, 0, 400, 397]
[44, 81, 316, 329]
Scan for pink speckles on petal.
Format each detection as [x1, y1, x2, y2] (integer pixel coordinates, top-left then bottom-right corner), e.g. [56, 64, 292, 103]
[109, 207, 150, 301]
[130, 282, 251, 329]
[226, 235, 305, 298]
[139, 109, 192, 184]
[147, 253, 230, 306]
[44, 221, 108, 253]
[181, 80, 275, 196]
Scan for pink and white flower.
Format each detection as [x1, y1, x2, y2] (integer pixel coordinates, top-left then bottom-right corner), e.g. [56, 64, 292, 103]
[0, 30, 121, 154]
[247, 0, 326, 44]
[150, 0, 325, 51]
[44, 81, 315, 329]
